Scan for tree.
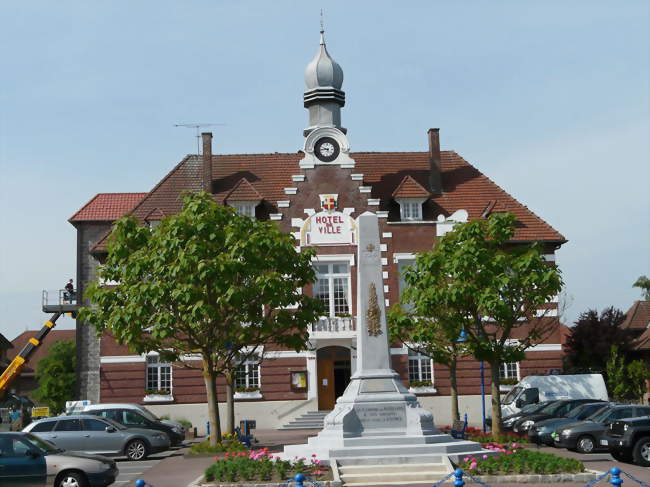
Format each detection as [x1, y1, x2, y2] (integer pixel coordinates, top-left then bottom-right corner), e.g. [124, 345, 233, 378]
[606, 345, 650, 402]
[389, 296, 468, 422]
[33, 340, 76, 414]
[633, 275, 650, 300]
[392, 213, 563, 434]
[80, 192, 322, 445]
[564, 307, 634, 374]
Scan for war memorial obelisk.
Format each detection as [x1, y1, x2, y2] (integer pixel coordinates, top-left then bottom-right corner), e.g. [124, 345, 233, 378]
[283, 212, 487, 476]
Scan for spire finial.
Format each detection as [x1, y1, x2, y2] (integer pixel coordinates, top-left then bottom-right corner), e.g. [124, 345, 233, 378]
[320, 9, 325, 45]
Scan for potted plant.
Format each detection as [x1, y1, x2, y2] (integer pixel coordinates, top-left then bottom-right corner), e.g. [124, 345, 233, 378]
[499, 378, 518, 392]
[408, 380, 437, 394]
[143, 389, 174, 403]
[234, 386, 262, 399]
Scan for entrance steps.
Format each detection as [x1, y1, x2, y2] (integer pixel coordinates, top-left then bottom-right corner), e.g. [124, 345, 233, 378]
[334, 453, 453, 486]
[278, 410, 331, 430]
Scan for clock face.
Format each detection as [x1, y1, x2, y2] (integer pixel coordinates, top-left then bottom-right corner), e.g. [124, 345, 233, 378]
[314, 137, 340, 162]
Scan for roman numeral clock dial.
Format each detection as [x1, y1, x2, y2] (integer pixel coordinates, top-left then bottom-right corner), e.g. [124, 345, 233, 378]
[314, 137, 340, 162]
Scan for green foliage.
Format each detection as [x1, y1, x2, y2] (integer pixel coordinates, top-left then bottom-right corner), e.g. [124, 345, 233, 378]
[459, 449, 584, 475]
[174, 417, 193, 430]
[564, 308, 633, 374]
[606, 345, 650, 402]
[389, 213, 563, 431]
[633, 275, 650, 300]
[80, 191, 323, 442]
[189, 435, 246, 454]
[203, 449, 329, 483]
[32, 340, 76, 414]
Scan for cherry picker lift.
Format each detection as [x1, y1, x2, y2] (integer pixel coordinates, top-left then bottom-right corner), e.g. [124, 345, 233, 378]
[0, 289, 78, 428]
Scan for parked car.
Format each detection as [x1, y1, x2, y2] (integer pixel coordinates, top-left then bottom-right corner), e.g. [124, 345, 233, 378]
[512, 399, 603, 434]
[23, 415, 170, 460]
[601, 415, 650, 466]
[553, 404, 650, 454]
[0, 431, 118, 486]
[528, 402, 611, 445]
[80, 403, 185, 446]
[489, 401, 556, 430]
[501, 374, 608, 417]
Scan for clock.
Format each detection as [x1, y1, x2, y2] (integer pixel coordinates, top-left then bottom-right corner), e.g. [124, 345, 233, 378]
[314, 137, 340, 162]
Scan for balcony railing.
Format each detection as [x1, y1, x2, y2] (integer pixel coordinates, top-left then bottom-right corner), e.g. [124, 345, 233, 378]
[310, 316, 356, 336]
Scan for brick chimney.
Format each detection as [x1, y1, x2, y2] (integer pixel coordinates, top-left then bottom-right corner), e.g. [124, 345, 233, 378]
[202, 132, 213, 193]
[428, 128, 442, 194]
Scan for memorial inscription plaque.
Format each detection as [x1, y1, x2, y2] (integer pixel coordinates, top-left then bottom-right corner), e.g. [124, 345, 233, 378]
[354, 403, 406, 429]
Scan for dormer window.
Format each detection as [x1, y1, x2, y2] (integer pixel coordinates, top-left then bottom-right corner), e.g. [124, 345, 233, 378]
[231, 201, 257, 219]
[397, 198, 425, 221]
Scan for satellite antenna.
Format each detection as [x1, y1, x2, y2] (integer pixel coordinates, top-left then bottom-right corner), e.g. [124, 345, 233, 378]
[174, 123, 227, 155]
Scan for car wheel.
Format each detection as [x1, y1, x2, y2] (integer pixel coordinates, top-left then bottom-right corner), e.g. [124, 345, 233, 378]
[576, 435, 596, 454]
[610, 449, 632, 463]
[632, 436, 650, 467]
[125, 439, 148, 461]
[56, 471, 88, 487]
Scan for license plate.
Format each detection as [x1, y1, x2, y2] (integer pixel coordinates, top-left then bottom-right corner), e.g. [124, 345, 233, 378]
[600, 439, 608, 446]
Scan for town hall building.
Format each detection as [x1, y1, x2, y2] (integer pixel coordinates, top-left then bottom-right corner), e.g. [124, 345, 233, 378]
[69, 30, 568, 430]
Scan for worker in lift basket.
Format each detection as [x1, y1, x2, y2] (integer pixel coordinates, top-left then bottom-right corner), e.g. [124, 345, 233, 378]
[64, 278, 75, 303]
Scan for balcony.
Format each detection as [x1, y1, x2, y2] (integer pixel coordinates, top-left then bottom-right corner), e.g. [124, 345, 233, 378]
[310, 316, 356, 339]
[42, 289, 79, 314]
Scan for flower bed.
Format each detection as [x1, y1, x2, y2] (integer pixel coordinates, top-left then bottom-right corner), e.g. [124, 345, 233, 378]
[203, 449, 331, 484]
[189, 434, 247, 455]
[459, 446, 584, 476]
[439, 425, 530, 444]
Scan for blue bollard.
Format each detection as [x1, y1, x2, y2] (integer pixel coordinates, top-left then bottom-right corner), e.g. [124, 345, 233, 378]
[453, 468, 465, 487]
[206, 421, 210, 438]
[134, 480, 146, 487]
[293, 473, 306, 486]
[609, 466, 622, 486]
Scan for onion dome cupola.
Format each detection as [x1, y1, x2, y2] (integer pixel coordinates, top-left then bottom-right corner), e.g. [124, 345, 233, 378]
[300, 28, 354, 169]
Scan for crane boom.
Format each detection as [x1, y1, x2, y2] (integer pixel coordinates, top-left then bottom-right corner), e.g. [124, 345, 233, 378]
[0, 312, 63, 397]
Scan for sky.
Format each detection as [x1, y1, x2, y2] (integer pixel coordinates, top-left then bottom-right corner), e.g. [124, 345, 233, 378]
[0, 1, 648, 340]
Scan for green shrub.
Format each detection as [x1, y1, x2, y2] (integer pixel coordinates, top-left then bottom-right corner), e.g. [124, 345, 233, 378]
[459, 449, 584, 475]
[174, 417, 192, 430]
[189, 435, 246, 455]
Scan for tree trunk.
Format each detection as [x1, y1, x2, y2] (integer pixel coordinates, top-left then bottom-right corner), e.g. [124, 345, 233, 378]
[225, 375, 235, 435]
[449, 357, 460, 422]
[203, 364, 222, 446]
[490, 362, 502, 436]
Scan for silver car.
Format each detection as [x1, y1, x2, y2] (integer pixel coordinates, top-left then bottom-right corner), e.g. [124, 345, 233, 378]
[23, 414, 170, 460]
[0, 432, 118, 487]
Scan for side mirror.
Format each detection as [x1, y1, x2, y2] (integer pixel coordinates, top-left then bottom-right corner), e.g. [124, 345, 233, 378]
[515, 399, 523, 408]
[105, 426, 117, 433]
[27, 449, 41, 458]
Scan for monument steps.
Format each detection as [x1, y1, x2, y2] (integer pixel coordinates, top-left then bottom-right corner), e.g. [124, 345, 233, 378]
[342, 433, 459, 446]
[339, 462, 447, 474]
[330, 440, 483, 458]
[335, 453, 445, 466]
[335, 457, 453, 486]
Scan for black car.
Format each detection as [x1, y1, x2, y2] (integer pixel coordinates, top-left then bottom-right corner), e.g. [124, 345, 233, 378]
[491, 401, 556, 430]
[601, 415, 650, 466]
[528, 402, 610, 445]
[553, 404, 650, 453]
[512, 399, 599, 434]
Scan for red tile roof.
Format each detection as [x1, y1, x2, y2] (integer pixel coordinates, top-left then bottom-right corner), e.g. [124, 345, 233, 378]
[224, 177, 262, 202]
[621, 301, 650, 331]
[633, 327, 650, 351]
[392, 175, 430, 198]
[69, 193, 147, 222]
[9, 330, 76, 376]
[89, 150, 566, 252]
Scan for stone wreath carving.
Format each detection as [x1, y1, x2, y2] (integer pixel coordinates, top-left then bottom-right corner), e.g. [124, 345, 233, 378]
[366, 283, 382, 337]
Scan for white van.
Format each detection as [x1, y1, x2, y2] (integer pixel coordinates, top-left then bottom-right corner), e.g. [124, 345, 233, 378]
[501, 374, 608, 417]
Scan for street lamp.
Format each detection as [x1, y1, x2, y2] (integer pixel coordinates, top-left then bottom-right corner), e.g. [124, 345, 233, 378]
[457, 329, 487, 432]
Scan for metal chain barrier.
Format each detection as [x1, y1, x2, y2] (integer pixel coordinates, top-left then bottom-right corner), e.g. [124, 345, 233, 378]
[461, 469, 496, 487]
[280, 473, 324, 487]
[431, 471, 457, 486]
[621, 470, 650, 487]
[580, 470, 614, 487]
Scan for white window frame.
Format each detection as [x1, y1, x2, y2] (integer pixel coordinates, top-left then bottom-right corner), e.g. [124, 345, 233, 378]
[313, 261, 352, 317]
[230, 200, 259, 219]
[499, 361, 520, 380]
[407, 347, 434, 384]
[145, 354, 172, 393]
[396, 198, 426, 221]
[235, 354, 261, 390]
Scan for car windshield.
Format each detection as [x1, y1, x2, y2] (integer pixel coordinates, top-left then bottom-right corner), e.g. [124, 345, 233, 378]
[568, 403, 601, 420]
[136, 407, 160, 422]
[502, 387, 523, 405]
[539, 401, 565, 415]
[23, 433, 61, 454]
[589, 406, 614, 423]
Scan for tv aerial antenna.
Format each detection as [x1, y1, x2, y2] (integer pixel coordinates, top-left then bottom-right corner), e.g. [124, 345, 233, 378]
[174, 123, 227, 155]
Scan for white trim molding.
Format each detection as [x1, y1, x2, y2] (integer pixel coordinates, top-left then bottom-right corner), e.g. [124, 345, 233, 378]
[393, 252, 415, 263]
[312, 254, 355, 266]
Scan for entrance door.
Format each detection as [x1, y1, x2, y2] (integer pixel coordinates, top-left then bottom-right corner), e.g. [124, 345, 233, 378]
[317, 346, 351, 410]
